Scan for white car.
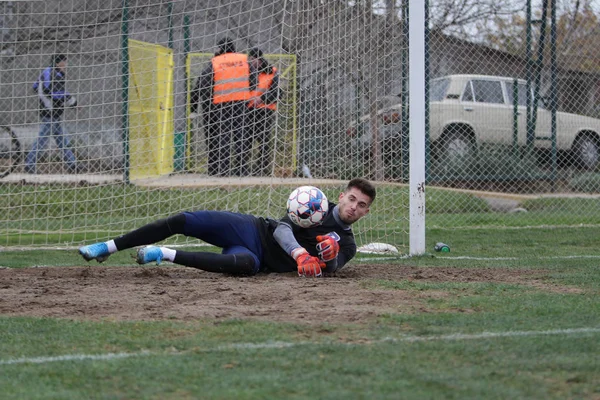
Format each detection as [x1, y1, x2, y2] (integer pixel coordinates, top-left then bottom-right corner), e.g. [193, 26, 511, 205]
[348, 74, 600, 170]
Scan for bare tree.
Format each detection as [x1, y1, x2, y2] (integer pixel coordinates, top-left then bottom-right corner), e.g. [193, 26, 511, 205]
[481, 0, 600, 72]
[429, 0, 523, 37]
[282, 0, 405, 179]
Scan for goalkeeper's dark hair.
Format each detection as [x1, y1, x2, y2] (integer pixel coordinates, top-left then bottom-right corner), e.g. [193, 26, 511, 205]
[346, 178, 376, 204]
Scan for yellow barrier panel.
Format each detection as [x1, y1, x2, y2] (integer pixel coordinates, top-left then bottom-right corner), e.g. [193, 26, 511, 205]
[185, 53, 297, 176]
[128, 39, 174, 180]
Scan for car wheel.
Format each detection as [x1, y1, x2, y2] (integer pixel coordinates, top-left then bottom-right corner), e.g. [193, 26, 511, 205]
[572, 135, 599, 170]
[439, 127, 476, 165]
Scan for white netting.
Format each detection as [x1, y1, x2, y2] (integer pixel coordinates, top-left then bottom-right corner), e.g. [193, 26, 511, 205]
[1, 1, 600, 261]
[0, 0, 409, 250]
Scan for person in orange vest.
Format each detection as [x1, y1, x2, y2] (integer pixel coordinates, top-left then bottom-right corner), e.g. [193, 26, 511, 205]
[190, 38, 257, 176]
[246, 48, 280, 176]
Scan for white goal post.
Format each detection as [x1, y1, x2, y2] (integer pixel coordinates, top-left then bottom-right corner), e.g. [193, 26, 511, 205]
[409, 0, 426, 256]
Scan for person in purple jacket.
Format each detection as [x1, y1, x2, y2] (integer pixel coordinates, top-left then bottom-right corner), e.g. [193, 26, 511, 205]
[26, 53, 79, 174]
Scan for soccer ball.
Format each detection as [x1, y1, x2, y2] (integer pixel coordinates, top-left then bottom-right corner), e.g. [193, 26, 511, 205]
[286, 186, 329, 228]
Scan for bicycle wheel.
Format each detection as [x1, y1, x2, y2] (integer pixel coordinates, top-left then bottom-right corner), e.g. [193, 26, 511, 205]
[0, 126, 23, 178]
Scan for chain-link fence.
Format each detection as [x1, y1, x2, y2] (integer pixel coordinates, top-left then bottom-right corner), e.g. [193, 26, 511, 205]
[0, 1, 599, 260]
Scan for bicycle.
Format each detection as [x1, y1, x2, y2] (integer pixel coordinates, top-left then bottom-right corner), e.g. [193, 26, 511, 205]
[0, 125, 23, 178]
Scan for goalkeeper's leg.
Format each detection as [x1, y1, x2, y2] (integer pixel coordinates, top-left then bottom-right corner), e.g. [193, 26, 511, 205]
[79, 214, 186, 263]
[134, 211, 263, 274]
[136, 245, 258, 275]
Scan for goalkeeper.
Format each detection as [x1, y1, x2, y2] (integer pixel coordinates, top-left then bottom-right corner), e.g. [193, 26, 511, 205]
[79, 178, 376, 277]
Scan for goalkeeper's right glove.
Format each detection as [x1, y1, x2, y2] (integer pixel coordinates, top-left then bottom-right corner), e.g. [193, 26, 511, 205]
[292, 248, 325, 277]
[188, 112, 199, 120]
[316, 234, 340, 262]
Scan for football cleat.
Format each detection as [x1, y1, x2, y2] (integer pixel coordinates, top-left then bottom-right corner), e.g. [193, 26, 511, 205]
[79, 242, 110, 263]
[136, 246, 163, 265]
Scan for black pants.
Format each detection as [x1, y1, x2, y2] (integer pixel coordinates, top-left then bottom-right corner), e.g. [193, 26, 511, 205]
[113, 214, 257, 275]
[247, 107, 275, 176]
[206, 102, 251, 176]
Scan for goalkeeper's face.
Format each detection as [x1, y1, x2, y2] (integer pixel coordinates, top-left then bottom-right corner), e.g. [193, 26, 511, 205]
[337, 188, 371, 225]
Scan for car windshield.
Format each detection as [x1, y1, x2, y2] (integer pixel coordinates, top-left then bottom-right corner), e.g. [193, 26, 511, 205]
[430, 78, 450, 101]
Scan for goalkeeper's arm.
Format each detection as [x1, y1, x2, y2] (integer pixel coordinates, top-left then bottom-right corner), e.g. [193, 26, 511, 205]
[274, 223, 343, 265]
[273, 222, 341, 273]
[273, 221, 303, 257]
[274, 223, 325, 277]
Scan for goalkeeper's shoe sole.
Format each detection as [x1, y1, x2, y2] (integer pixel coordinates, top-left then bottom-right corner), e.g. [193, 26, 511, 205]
[136, 246, 163, 265]
[79, 243, 110, 263]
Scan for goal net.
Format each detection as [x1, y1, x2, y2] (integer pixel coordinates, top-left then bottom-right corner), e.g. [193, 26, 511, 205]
[2, 1, 599, 264]
[0, 0, 410, 251]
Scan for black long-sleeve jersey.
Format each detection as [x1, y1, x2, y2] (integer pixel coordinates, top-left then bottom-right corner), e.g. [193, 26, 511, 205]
[255, 202, 356, 273]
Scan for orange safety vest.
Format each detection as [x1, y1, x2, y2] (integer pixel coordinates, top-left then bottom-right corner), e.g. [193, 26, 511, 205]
[248, 67, 277, 111]
[212, 53, 251, 104]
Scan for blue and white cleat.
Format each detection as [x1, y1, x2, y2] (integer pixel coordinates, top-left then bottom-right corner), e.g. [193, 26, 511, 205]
[136, 246, 163, 265]
[79, 242, 110, 263]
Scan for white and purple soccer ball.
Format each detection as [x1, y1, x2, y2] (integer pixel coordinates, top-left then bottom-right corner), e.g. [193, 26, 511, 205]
[286, 186, 329, 228]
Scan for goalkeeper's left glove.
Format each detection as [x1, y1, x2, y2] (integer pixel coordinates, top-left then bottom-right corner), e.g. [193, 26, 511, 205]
[316, 234, 340, 262]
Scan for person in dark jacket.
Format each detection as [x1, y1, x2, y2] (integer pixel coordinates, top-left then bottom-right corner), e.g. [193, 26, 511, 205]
[189, 38, 257, 176]
[25, 54, 79, 174]
[246, 48, 279, 176]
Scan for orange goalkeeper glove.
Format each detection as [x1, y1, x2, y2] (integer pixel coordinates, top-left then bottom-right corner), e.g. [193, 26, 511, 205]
[292, 248, 325, 277]
[316, 234, 340, 262]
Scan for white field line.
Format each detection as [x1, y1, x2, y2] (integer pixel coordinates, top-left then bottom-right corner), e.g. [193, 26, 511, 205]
[4, 224, 600, 252]
[383, 327, 600, 342]
[0, 351, 151, 365]
[431, 224, 600, 230]
[2, 327, 599, 366]
[5, 223, 600, 237]
[1, 243, 212, 252]
[435, 255, 600, 261]
[356, 254, 600, 262]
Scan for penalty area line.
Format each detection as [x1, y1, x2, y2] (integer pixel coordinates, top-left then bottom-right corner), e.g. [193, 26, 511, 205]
[435, 255, 600, 261]
[357, 255, 600, 262]
[0, 351, 152, 365]
[2, 327, 599, 366]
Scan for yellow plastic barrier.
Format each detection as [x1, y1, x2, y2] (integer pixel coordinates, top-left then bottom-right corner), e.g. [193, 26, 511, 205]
[128, 39, 174, 180]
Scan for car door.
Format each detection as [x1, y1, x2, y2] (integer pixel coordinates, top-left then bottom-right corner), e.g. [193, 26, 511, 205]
[504, 80, 531, 147]
[462, 78, 512, 146]
[505, 81, 557, 150]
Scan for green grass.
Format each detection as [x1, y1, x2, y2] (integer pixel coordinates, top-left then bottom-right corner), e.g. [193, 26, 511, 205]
[2, 187, 600, 398]
[3, 334, 598, 399]
[4, 182, 600, 248]
[1, 183, 488, 246]
[1, 288, 599, 399]
[1, 241, 600, 398]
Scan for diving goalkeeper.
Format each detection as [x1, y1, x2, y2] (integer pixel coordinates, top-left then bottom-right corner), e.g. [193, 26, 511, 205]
[79, 178, 376, 277]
